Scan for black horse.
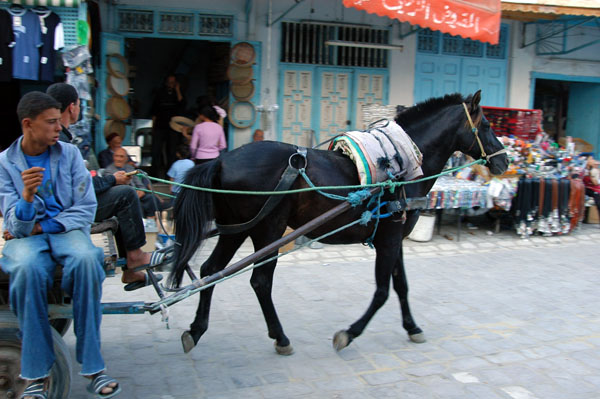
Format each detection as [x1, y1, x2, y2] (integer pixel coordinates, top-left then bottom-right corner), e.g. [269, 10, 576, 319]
[171, 91, 508, 354]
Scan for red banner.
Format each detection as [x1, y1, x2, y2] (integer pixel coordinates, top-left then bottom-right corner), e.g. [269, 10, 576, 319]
[343, 0, 501, 45]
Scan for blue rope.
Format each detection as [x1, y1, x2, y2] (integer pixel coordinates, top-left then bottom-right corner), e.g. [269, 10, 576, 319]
[299, 169, 371, 207]
[363, 189, 385, 248]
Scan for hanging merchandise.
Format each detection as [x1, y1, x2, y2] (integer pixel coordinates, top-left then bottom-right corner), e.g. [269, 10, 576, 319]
[230, 42, 256, 66]
[8, 7, 42, 80]
[76, 19, 89, 46]
[0, 9, 15, 82]
[62, 45, 93, 74]
[34, 7, 64, 82]
[63, 45, 93, 100]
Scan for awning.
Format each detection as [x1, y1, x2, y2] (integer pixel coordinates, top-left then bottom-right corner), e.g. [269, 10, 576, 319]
[501, 1, 600, 20]
[342, 0, 502, 44]
[0, 0, 80, 7]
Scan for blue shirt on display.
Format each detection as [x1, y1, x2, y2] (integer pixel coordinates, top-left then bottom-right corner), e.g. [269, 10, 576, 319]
[10, 9, 42, 80]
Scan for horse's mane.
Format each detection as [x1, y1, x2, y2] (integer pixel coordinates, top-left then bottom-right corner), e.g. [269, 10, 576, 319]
[395, 93, 468, 127]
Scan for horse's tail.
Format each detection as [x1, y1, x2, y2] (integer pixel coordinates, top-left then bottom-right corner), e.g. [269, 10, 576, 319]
[170, 160, 220, 287]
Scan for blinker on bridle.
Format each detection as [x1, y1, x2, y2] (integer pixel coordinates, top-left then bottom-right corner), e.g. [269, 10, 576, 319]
[462, 102, 507, 163]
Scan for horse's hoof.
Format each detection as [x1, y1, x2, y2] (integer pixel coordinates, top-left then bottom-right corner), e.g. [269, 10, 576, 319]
[333, 330, 351, 351]
[274, 342, 294, 355]
[181, 331, 196, 353]
[409, 332, 426, 343]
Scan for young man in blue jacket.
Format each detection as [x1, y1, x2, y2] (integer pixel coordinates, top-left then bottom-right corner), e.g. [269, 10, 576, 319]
[0, 92, 120, 398]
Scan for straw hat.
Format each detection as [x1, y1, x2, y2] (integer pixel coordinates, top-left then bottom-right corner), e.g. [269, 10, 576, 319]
[169, 116, 196, 133]
[106, 96, 131, 120]
[103, 120, 126, 139]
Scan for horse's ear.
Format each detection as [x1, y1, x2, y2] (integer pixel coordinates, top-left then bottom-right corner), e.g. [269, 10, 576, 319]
[471, 90, 482, 109]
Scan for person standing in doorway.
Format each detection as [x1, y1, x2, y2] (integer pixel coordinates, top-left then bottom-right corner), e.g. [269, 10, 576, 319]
[189, 105, 226, 165]
[151, 74, 184, 178]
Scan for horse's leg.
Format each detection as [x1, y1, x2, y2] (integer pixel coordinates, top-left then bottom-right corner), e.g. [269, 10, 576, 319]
[249, 223, 293, 355]
[182, 233, 247, 353]
[333, 229, 397, 351]
[392, 251, 426, 343]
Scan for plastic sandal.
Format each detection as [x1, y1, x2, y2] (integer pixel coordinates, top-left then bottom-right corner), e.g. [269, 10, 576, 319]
[86, 374, 121, 399]
[124, 273, 163, 292]
[20, 380, 48, 399]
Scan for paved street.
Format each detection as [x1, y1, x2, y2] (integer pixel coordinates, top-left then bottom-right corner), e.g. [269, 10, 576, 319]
[58, 220, 600, 399]
[2, 218, 599, 398]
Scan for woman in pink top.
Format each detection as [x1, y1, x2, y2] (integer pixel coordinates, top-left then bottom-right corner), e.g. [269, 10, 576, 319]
[190, 105, 227, 164]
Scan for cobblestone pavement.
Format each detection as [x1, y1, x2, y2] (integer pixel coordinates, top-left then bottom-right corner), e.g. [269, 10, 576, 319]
[2, 219, 600, 398]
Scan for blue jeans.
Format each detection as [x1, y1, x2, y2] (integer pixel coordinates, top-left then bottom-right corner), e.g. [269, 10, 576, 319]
[0, 229, 105, 380]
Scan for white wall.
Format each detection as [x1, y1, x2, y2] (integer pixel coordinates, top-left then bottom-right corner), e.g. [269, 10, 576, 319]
[507, 19, 600, 109]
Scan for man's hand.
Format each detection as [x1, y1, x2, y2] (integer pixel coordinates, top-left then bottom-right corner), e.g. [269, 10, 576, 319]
[113, 170, 132, 185]
[31, 223, 42, 235]
[137, 190, 145, 199]
[21, 167, 44, 202]
[3, 230, 14, 241]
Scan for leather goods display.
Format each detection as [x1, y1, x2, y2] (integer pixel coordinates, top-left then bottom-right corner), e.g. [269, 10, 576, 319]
[514, 176, 584, 237]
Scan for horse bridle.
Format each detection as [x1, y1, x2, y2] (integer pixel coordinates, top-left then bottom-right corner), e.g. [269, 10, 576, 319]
[462, 102, 507, 163]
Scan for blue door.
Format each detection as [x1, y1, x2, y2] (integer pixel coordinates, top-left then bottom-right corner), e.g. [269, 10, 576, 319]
[414, 27, 508, 106]
[567, 83, 600, 153]
[415, 55, 461, 100]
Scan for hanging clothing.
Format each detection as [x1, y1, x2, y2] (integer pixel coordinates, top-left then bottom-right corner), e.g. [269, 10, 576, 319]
[9, 8, 42, 80]
[0, 9, 15, 82]
[36, 10, 64, 82]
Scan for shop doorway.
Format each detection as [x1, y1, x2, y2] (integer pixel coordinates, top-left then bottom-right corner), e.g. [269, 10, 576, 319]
[533, 79, 570, 141]
[533, 77, 600, 153]
[124, 38, 229, 172]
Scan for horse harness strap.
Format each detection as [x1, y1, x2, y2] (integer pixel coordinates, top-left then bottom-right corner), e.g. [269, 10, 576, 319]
[216, 147, 307, 235]
[462, 102, 507, 162]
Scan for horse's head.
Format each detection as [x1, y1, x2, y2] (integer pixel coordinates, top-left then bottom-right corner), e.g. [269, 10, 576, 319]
[457, 91, 509, 175]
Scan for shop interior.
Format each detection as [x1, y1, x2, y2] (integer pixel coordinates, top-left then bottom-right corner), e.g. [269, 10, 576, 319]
[533, 78, 570, 142]
[123, 37, 230, 166]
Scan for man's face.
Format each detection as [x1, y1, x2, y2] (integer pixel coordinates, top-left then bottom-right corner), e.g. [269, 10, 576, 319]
[69, 98, 81, 124]
[23, 108, 62, 147]
[113, 148, 128, 168]
[166, 76, 176, 89]
[109, 135, 122, 149]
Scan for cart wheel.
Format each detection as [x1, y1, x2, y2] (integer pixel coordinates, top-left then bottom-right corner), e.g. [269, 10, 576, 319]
[0, 312, 72, 399]
[50, 318, 73, 337]
[0, 312, 25, 398]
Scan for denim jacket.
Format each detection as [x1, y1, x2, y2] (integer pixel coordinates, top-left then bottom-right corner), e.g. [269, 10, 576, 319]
[0, 137, 97, 237]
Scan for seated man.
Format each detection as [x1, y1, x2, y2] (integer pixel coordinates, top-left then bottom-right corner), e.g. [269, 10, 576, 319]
[48, 82, 167, 291]
[0, 92, 120, 398]
[93, 169, 167, 290]
[105, 147, 169, 219]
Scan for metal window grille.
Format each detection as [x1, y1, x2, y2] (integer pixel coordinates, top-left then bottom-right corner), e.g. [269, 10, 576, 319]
[118, 10, 154, 33]
[116, 9, 233, 37]
[442, 34, 463, 55]
[417, 29, 439, 53]
[198, 14, 233, 37]
[419, 27, 506, 60]
[158, 12, 194, 35]
[281, 21, 388, 68]
[486, 25, 508, 59]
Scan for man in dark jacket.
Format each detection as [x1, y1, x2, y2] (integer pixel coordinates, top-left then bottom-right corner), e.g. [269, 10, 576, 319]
[48, 83, 165, 291]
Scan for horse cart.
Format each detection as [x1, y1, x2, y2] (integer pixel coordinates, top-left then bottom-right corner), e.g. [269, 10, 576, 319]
[0, 91, 509, 398]
[0, 186, 379, 398]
